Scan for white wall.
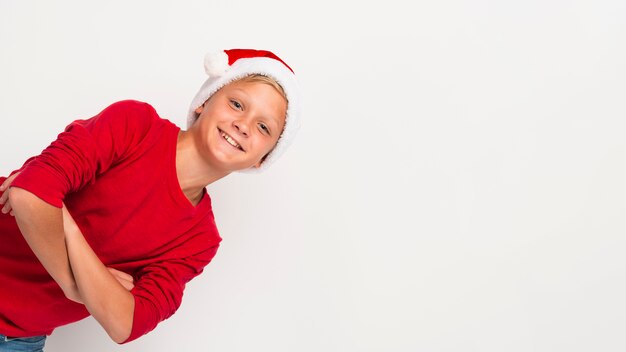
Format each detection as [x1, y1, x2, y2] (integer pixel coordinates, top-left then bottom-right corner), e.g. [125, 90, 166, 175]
[1, 0, 626, 351]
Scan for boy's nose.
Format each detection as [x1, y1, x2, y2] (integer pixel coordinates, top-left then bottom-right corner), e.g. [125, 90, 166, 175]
[233, 119, 249, 136]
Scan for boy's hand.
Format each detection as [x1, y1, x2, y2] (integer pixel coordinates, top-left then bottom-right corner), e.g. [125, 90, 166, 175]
[107, 268, 135, 291]
[0, 172, 20, 215]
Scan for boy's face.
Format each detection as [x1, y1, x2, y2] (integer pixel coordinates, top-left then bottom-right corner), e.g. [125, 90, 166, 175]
[192, 79, 287, 172]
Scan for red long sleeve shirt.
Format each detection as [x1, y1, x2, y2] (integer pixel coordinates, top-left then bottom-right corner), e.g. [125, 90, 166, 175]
[0, 100, 221, 343]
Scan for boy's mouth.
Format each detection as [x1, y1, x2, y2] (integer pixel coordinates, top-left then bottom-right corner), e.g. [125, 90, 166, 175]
[218, 129, 244, 151]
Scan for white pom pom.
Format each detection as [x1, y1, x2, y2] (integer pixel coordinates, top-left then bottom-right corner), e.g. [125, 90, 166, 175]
[204, 51, 229, 77]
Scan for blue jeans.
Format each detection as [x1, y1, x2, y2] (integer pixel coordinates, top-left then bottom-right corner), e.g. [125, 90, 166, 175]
[0, 334, 46, 352]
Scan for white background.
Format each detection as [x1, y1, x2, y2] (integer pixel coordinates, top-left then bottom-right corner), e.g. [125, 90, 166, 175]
[1, 0, 626, 351]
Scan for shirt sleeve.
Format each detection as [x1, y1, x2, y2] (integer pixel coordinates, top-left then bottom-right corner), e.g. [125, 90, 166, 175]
[123, 244, 220, 343]
[11, 100, 158, 208]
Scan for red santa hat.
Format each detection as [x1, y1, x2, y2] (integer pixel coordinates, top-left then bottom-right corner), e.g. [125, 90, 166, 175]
[188, 49, 302, 172]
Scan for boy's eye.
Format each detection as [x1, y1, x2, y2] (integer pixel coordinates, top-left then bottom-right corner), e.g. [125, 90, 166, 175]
[259, 123, 270, 134]
[230, 100, 243, 110]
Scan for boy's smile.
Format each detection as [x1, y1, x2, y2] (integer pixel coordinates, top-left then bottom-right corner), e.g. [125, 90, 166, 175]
[218, 128, 244, 151]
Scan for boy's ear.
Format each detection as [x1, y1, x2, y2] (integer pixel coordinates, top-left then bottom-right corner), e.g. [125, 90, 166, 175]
[194, 104, 204, 114]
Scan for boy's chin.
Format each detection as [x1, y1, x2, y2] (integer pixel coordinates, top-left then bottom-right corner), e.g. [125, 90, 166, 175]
[222, 160, 262, 172]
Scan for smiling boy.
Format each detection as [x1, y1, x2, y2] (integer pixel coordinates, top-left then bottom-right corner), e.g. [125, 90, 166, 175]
[0, 49, 301, 351]
[177, 74, 289, 204]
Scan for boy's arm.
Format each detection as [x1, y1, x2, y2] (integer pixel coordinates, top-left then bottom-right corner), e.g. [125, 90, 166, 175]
[61, 203, 217, 344]
[62, 205, 135, 344]
[1, 101, 156, 299]
[6, 179, 134, 342]
[8, 187, 81, 302]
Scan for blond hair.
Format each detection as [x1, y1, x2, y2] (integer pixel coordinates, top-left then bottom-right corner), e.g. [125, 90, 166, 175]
[237, 74, 287, 102]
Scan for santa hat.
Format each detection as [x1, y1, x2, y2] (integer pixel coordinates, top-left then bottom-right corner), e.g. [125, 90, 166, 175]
[188, 49, 301, 172]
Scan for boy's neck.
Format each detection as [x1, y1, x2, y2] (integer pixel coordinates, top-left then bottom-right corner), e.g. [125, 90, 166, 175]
[175, 130, 229, 203]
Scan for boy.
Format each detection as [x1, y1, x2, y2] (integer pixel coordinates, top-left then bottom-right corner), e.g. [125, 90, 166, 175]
[0, 49, 301, 351]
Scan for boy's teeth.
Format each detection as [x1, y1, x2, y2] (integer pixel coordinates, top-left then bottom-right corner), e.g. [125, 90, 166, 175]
[221, 131, 241, 149]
